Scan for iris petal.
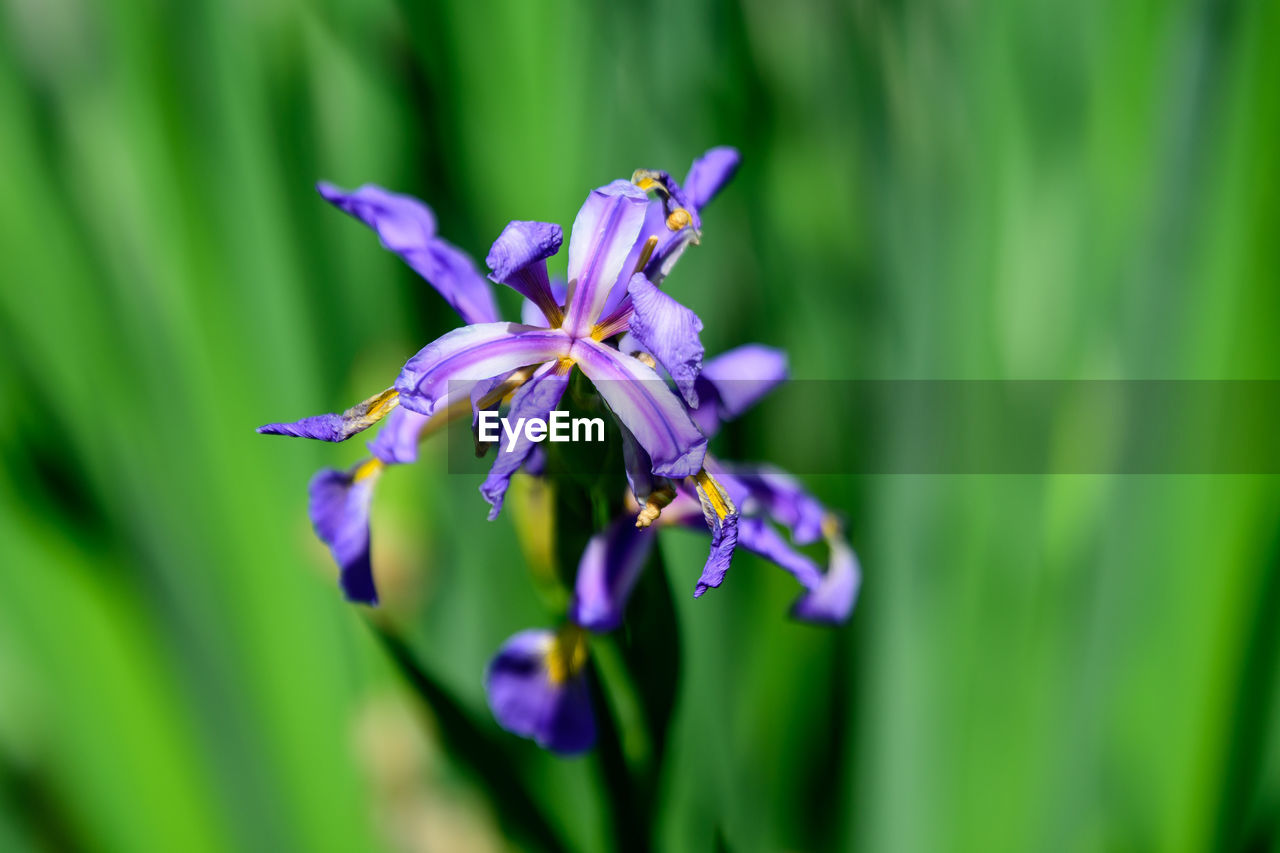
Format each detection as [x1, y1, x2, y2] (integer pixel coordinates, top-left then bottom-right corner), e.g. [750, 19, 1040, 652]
[569, 518, 656, 631]
[366, 406, 432, 465]
[316, 182, 498, 324]
[395, 323, 571, 416]
[486, 220, 564, 325]
[308, 459, 382, 604]
[791, 532, 861, 625]
[479, 362, 572, 520]
[720, 463, 825, 545]
[698, 344, 789, 421]
[562, 180, 650, 336]
[257, 388, 399, 443]
[484, 629, 595, 754]
[691, 472, 740, 597]
[570, 338, 707, 478]
[684, 147, 741, 210]
[626, 273, 705, 408]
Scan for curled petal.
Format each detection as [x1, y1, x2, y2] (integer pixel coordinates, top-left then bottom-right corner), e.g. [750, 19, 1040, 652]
[569, 518, 657, 632]
[479, 362, 572, 520]
[317, 182, 498, 325]
[570, 338, 706, 478]
[791, 528, 861, 625]
[366, 406, 431, 465]
[563, 180, 650, 336]
[692, 470, 739, 597]
[257, 388, 399, 442]
[487, 221, 564, 325]
[395, 323, 570, 416]
[484, 628, 595, 754]
[308, 459, 383, 604]
[626, 273, 704, 407]
[684, 147, 741, 210]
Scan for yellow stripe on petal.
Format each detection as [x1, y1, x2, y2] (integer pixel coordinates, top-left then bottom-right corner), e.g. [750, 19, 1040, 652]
[353, 457, 384, 482]
[694, 469, 734, 522]
[545, 624, 588, 685]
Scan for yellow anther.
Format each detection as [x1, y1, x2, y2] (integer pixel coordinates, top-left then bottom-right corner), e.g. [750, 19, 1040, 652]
[633, 236, 659, 274]
[635, 484, 676, 528]
[353, 457, 384, 482]
[545, 624, 588, 684]
[632, 351, 657, 370]
[821, 513, 842, 542]
[631, 170, 665, 195]
[666, 208, 692, 231]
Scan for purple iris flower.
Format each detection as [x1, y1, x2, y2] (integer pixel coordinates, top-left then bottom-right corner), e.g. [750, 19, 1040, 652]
[393, 179, 708, 511]
[258, 151, 742, 604]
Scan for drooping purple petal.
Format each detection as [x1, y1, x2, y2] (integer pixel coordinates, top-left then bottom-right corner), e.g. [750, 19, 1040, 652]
[562, 180, 650, 337]
[484, 629, 595, 754]
[683, 147, 741, 210]
[570, 337, 706, 478]
[308, 459, 382, 604]
[257, 388, 400, 442]
[626, 273, 704, 407]
[569, 518, 657, 631]
[735, 517, 824, 590]
[480, 362, 572, 520]
[395, 323, 570, 416]
[791, 531, 861, 625]
[692, 472, 739, 598]
[366, 406, 432, 465]
[487, 221, 564, 325]
[721, 463, 825, 545]
[316, 182, 498, 324]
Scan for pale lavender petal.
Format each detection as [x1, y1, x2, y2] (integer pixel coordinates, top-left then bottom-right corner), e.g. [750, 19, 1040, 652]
[257, 388, 399, 443]
[684, 147, 741, 210]
[562, 180, 650, 336]
[568, 518, 657, 632]
[367, 407, 432, 465]
[308, 459, 382, 604]
[721, 463, 825, 545]
[598, 200, 670, 318]
[570, 338, 706, 477]
[395, 323, 570, 416]
[791, 533, 861, 625]
[626, 273, 704, 407]
[487, 221, 563, 324]
[480, 362, 571, 520]
[484, 629, 595, 754]
[699, 344, 789, 419]
[317, 182, 498, 324]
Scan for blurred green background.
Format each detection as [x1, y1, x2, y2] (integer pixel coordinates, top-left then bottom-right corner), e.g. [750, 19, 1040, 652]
[1, 0, 1278, 850]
